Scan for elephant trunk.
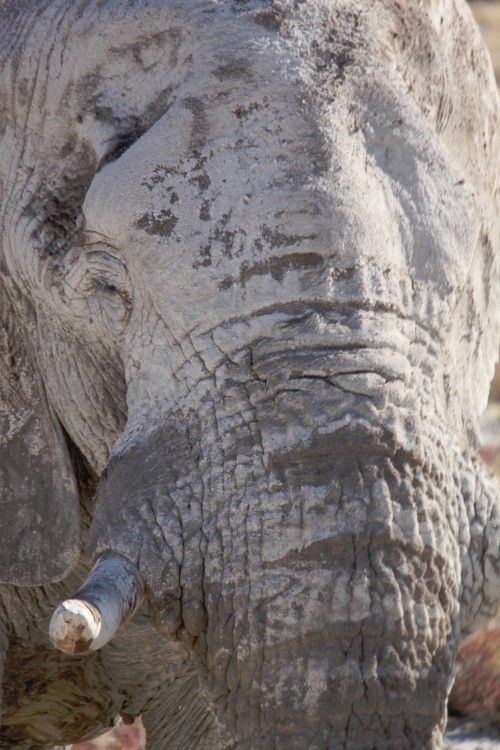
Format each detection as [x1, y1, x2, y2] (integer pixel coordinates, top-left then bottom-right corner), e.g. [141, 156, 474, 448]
[203, 449, 459, 749]
[84, 318, 463, 748]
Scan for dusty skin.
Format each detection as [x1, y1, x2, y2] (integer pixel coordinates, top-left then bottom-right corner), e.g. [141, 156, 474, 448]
[1, 1, 500, 748]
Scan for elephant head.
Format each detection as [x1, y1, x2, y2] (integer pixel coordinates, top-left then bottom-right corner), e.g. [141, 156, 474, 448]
[1, 0, 500, 747]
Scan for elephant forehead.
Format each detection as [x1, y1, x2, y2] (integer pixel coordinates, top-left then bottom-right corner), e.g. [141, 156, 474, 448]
[82, 80, 331, 242]
[83, 125, 391, 321]
[82, 93, 471, 336]
[79, 0, 485, 342]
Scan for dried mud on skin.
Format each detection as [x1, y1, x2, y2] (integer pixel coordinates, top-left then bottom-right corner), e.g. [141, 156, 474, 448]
[69, 2, 500, 749]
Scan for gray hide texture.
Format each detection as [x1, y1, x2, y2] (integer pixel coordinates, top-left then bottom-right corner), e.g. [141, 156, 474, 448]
[0, 0, 499, 748]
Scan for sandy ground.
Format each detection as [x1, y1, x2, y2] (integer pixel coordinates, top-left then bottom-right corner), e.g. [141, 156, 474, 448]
[445, 718, 500, 749]
[470, 0, 500, 85]
[67, 716, 500, 749]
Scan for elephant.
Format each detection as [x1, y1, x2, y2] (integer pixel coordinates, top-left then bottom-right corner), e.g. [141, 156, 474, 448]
[0, 0, 499, 747]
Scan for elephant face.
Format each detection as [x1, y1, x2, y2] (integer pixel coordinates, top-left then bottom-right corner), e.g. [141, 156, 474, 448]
[1, 0, 500, 747]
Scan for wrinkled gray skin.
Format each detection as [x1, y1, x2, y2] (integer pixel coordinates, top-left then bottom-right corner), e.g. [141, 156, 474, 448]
[0, 0, 500, 748]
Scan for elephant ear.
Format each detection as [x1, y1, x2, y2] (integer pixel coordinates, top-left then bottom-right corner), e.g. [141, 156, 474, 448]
[0, 276, 79, 585]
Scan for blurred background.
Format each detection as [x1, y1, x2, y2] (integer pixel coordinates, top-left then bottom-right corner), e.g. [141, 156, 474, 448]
[71, 3, 500, 747]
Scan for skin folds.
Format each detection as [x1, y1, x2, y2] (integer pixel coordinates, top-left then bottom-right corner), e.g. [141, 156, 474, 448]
[0, 1, 499, 747]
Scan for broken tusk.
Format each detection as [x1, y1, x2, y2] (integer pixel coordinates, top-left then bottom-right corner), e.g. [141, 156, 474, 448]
[49, 551, 144, 654]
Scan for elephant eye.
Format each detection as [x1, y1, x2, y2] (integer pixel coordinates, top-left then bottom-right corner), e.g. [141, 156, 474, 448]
[60, 246, 132, 336]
